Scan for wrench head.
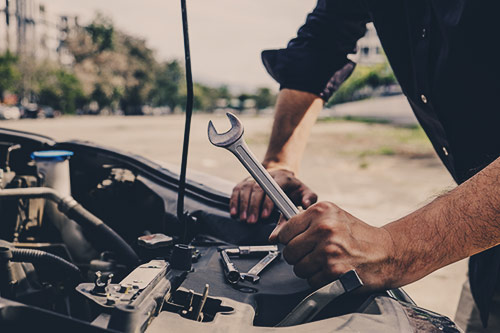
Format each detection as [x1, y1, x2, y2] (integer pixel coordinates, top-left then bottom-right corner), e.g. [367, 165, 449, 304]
[208, 112, 244, 147]
[242, 273, 260, 284]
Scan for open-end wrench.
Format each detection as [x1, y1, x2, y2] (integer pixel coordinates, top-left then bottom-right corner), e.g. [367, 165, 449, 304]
[208, 113, 299, 220]
[242, 250, 281, 284]
[219, 245, 278, 257]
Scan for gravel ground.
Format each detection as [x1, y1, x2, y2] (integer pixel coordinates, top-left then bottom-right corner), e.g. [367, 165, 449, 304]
[0, 113, 467, 321]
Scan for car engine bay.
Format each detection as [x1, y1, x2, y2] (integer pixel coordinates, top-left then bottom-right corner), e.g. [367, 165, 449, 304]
[0, 130, 462, 332]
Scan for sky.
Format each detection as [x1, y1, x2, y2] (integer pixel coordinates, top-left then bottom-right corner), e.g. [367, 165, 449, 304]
[46, 0, 318, 91]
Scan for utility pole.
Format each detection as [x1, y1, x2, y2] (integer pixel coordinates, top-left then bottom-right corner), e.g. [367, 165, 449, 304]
[4, 0, 10, 52]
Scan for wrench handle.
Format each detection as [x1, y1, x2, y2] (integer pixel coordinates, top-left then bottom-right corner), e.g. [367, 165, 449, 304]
[229, 139, 299, 220]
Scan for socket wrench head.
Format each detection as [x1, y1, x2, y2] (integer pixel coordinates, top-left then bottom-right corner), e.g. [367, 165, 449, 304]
[208, 112, 244, 147]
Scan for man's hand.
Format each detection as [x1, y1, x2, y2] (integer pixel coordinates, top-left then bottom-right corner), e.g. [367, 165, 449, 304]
[230, 169, 317, 223]
[269, 202, 395, 290]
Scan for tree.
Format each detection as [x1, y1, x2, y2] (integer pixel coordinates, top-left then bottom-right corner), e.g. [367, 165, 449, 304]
[149, 60, 184, 110]
[254, 87, 276, 110]
[0, 52, 21, 100]
[36, 67, 86, 114]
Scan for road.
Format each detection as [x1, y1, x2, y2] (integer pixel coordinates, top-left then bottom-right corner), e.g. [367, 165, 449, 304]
[0, 113, 466, 322]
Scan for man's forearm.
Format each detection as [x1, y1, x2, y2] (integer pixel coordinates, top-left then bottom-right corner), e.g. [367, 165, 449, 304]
[263, 88, 324, 174]
[383, 157, 500, 288]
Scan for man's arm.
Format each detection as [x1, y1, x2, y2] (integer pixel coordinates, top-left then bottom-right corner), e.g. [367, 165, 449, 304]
[383, 156, 500, 287]
[262, 89, 323, 174]
[270, 157, 500, 290]
[230, 89, 321, 223]
[231, 0, 369, 223]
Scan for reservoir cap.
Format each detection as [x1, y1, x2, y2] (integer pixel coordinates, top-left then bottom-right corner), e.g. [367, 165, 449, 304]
[31, 150, 74, 162]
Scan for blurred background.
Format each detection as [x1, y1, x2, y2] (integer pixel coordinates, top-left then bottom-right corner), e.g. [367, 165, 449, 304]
[0, 0, 465, 321]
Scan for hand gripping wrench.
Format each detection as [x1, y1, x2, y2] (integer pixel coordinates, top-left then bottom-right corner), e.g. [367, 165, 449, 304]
[208, 113, 299, 220]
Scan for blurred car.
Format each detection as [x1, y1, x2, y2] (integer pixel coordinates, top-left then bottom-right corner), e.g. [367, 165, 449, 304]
[39, 106, 61, 118]
[20, 103, 40, 119]
[0, 105, 21, 120]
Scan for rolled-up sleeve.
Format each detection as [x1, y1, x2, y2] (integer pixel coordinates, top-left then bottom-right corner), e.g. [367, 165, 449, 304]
[262, 0, 370, 101]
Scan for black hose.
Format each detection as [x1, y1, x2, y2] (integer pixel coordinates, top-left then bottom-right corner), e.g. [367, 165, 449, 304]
[0, 188, 140, 267]
[65, 203, 139, 266]
[10, 248, 81, 280]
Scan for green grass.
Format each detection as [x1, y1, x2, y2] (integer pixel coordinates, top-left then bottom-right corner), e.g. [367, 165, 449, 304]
[318, 115, 391, 125]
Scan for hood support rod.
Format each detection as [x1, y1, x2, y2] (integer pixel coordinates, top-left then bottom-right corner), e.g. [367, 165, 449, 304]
[177, 0, 194, 243]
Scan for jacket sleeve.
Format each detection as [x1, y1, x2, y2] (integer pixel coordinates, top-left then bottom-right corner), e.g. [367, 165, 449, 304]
[262, 0, 370, 101]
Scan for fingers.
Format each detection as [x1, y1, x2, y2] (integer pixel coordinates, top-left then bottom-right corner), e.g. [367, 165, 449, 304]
[232, 179, 270, 223]
[229, 187, 240, 218]
[292, 249, 322, 279]
[282, 231, 316, 265]
[238, 182, 252, 221]
[229, 169, 317, 224]
[269, 215, 286, 243]
[306, 264, 350, 289]
[247, 184, 265, 224]
[261, 196, 274, 219]
[275, 212, 312, 245]
[301, 188, 318, 208]
[307, 270, 330, 289]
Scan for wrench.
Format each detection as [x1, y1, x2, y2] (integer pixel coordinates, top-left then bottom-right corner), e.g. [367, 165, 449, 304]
[219, 245, 278, 257]
[220, 249, 241, 285]
[242, 250, 281, 284]
[208, 113, 299, 220]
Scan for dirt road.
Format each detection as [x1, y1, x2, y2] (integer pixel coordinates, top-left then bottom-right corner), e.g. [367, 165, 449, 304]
[1, 114, 466, 320]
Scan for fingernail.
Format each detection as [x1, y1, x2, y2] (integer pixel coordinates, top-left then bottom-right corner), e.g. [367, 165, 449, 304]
[248, 214, 256, 223]
[262, 209, 269, 218]
[240, 211, 247, 220]
[304, 199, 310, 207]
[269, 228, 278, 242]
[230, 207, 237, 216]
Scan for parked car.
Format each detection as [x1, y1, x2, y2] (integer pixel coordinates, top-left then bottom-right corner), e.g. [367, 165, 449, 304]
[0, 105, 21, 120]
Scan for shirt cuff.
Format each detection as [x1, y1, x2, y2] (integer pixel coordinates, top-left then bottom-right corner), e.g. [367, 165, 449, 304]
[262, 49, 356, 102]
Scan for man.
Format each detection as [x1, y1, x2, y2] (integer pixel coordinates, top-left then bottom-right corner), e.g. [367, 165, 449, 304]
[230, 1, 500, 331]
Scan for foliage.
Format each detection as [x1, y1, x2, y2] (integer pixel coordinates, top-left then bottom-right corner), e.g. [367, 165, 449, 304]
[328, 62, 398, 106]
[254, 87, 276, 110]
[33, 62, 86, 113]
[1, 14, 278, 115]
[149, 60, 183, 109]
[0, 52, 21, 99]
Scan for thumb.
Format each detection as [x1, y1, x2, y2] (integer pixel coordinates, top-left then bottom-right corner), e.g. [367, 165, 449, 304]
[269, 215, 286, 243]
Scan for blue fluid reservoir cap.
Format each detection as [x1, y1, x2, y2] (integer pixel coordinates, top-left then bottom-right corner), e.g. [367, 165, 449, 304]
[31, 150, 74, 162]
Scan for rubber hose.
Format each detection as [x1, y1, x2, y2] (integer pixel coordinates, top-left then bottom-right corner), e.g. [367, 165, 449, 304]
[0, 187, 140, 267]
[65, 203, 139, 266]
[10, 248, 81, 280]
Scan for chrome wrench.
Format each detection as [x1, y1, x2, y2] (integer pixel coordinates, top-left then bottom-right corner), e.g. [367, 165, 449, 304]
[208, 113, 299, 220]
[242, 250, 281, 284]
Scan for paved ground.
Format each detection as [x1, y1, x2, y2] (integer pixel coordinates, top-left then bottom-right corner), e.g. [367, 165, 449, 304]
[324, 94, 418, 126]
[0, 109, 467, 322]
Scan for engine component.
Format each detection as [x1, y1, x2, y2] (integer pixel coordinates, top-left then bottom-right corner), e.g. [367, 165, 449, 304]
[0, 247, 16, 298]
[9, 247, 81, 281]
[32, 150, 97, 262]
[276, 270, 363, 327]
[76, 260, 172, 332]
[8, 175, 45, 242]
[32, 150, 73, 196]
[170, 244, 193, 271]
[0, 187, 139, 266]
[138, 233, 173, 249]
